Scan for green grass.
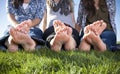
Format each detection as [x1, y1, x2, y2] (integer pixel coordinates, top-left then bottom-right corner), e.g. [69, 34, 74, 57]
[0, 46, 120, 74]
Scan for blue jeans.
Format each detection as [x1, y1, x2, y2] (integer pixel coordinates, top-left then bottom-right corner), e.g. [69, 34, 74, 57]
[100, 30, 116, 50]
[80, 30, 116, 51]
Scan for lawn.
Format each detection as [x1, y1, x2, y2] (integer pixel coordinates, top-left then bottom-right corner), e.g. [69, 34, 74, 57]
[0, 46, 120, 74]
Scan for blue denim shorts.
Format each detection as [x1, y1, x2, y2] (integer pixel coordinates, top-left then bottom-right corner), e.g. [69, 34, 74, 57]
[0, 26, 45, 50]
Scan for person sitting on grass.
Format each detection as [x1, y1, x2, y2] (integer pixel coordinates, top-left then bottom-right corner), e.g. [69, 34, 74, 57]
[0, 0, 46, 52]
[79, 20, 107, 52]
[76, 0, 117, 51]
[43, 20, 80, 51]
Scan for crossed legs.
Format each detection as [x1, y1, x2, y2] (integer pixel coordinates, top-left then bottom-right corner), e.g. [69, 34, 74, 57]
[50, 20, 76, 51]
[79, 20, 107, 52]
[5, 20, 36, 52]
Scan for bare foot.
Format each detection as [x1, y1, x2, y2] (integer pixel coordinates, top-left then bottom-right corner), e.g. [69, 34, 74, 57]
[83, 20, 107, 52]
[66, 26, 72, 37]
[57, 25, 72, 43]
[79, 25, 91, 51]
[53, 20, 72, 43]
[84, 25, 91, 35]
[64, 26, 76, 50]
[53, 20, 66, 33]
[90, 20, 107, 35]
[15, 20, 32, 34]
[50, 31, 63, 51]
[9, 27, 36, 52]
[85, 30, 106, 51]
[5, 36, 18, 52]
[50, 26, 72, 51]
